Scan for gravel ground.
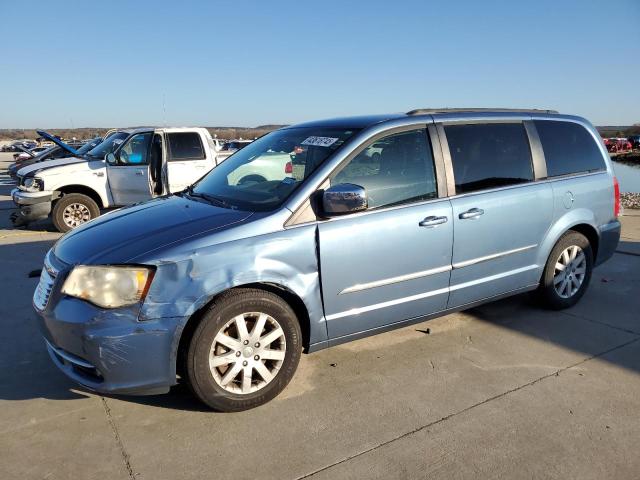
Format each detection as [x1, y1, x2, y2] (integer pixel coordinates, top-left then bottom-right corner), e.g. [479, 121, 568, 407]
[621, 193, 640, 210]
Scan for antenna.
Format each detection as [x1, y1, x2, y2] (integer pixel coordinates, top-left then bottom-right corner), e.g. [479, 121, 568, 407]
[162, 94, 167, 127]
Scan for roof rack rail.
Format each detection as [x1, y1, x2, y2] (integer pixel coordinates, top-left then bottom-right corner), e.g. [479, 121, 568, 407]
[406, 108, 559, 115]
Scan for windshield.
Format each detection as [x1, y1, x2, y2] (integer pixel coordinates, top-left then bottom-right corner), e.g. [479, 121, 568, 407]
[75, 138, 102, 155]
[86, 132, 129, 159]
[192, 127, 359, 211]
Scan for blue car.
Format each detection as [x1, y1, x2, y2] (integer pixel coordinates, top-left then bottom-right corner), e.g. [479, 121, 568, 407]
[34, 109, 621, 411]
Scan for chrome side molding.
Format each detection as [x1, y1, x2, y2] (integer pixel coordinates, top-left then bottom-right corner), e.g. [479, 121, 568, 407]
[452, 244, 537, 269]
[339, 265, 452, 295]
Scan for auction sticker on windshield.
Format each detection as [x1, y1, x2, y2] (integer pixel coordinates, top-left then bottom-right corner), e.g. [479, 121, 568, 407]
[301, 136, 339, 147]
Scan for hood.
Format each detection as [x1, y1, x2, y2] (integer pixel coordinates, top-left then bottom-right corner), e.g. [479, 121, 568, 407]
[36, 130, 78, 156]
[53, 195, 254, 265]
[17, 155, 97, 177]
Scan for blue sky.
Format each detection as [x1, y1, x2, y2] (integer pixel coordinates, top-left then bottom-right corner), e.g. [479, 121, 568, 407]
[2, 0, 639, 128]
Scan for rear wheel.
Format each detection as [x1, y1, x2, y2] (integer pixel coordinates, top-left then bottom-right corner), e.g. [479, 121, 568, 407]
[537, 231, 593, 309]
[52, 193, 100, 232]
[186, 289, 302, 411]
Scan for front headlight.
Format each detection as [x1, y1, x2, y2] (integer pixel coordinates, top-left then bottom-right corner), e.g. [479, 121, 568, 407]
[61, 265, 155, 308]
[23, 176, 44, 192]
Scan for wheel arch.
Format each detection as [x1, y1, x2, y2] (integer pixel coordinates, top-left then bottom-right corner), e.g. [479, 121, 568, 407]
[175, 282, 312, 380]
[55, 185, 105, 209]
[537, 210, 601, 281]
[568, 223, 599, 261]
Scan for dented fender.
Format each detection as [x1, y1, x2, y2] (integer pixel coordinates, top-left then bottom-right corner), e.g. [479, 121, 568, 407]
[139, 223, 328, 350]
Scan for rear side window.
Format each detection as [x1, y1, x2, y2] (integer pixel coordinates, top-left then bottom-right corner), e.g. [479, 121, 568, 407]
[534, 120, 606, 177]
[168, 132, 205, 161]
[445, 123, 533, 194]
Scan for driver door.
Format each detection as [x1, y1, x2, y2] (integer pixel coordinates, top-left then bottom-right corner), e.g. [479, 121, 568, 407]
[107, 132, 154, 205]
[318, 127, 453, 340]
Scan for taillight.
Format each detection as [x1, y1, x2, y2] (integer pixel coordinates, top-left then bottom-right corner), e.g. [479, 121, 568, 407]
[613, 176, 620, 217]
[284, 161, 293, 174]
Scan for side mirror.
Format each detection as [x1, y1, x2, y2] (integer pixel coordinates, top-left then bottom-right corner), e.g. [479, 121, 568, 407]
[105, 152, 117, 164]
[322, 183, 368, 216]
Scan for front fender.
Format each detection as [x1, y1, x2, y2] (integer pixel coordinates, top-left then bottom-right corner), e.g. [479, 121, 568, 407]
[139, 224, 327, 347]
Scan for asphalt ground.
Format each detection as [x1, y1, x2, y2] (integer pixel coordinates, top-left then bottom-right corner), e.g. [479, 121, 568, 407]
[1, 151, 639, 479]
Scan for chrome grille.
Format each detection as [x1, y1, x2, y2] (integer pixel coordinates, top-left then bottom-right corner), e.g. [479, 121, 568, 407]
[33, 252, 58, 311]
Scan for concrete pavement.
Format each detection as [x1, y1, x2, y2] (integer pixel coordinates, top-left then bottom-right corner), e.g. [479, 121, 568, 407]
[1, 151, 639, 479]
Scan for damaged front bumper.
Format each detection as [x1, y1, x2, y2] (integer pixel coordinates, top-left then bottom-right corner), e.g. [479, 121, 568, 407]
[35, 295, 186, 395]
[11, 188, 52, 225]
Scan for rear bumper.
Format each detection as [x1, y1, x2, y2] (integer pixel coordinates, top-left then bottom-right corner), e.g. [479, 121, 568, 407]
[596, 219, 621, 266]
[35, 296, 186, 395]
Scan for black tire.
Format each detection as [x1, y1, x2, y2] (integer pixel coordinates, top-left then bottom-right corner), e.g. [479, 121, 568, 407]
[536, 231, 593, 310]
[186, 288, 302, 412]
[52, 193, 100, 233]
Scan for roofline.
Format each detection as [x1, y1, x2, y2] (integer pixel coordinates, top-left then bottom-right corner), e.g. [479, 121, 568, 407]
[407, 108, 559, 115]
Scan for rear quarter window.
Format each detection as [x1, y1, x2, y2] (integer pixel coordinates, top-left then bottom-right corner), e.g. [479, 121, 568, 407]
[534, 120, 606, 177]
[168, 132, 205, 161]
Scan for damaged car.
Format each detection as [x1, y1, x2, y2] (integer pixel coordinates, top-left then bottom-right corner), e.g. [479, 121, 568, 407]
[8, 134, 103, 178]
[12, 127, 220, 232]
[33, 109, 620, 411]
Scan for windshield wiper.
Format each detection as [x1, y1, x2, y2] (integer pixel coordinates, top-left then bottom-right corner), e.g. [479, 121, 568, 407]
[183, 186, 234, 209]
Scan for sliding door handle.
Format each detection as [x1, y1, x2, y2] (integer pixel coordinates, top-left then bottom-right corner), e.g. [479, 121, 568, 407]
[459, 208, 484, 220]
[419, 216, 448, 227]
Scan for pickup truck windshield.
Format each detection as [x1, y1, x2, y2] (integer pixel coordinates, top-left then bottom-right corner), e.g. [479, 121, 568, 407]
[192, 127, 358, 211]
[86, 132, 129, 159]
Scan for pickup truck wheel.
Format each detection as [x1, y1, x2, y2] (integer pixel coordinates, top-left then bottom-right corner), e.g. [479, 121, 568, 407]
[536, 231, 593, 310]
[186, 289, 302, 411]
[52, 193, 100, 232]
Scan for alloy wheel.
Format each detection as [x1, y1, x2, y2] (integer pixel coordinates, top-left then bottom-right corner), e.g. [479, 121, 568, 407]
[62, 203, 91, 228]
[553, 245, 586, 299]
[209, 312, 286, 394]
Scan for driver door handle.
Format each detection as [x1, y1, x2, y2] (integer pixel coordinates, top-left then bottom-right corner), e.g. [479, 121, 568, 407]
[459, 208, 484, 220]
[419, 216, 448, 228]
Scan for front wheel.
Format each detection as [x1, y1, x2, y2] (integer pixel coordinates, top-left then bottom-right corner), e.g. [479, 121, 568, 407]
[186, 289, 302, 411]
[52, 193, 100, 232]
[536, 231, 593, 309]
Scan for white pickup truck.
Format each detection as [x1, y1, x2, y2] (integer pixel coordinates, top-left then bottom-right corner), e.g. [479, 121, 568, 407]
[12, 127, 224, 232]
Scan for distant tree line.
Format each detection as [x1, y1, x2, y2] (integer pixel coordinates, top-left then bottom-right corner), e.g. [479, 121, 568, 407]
[3, 123, 638, 142]
[0, 125, 287, 141]
[597, 125, 640, 138]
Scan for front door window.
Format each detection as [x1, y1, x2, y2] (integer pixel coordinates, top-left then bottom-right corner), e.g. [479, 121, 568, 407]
[331, 128, 438, 209]
[118, 133, 152, 165]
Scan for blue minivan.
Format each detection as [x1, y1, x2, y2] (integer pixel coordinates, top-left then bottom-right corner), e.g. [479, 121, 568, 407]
[34, 109, 621, 411]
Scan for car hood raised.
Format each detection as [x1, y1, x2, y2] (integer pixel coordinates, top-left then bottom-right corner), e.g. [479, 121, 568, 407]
[53, 195, 254, 265]
[36, 130, 78, 156]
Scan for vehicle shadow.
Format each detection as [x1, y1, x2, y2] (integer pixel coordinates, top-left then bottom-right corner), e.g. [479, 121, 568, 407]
[0, 236, 638, 412]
